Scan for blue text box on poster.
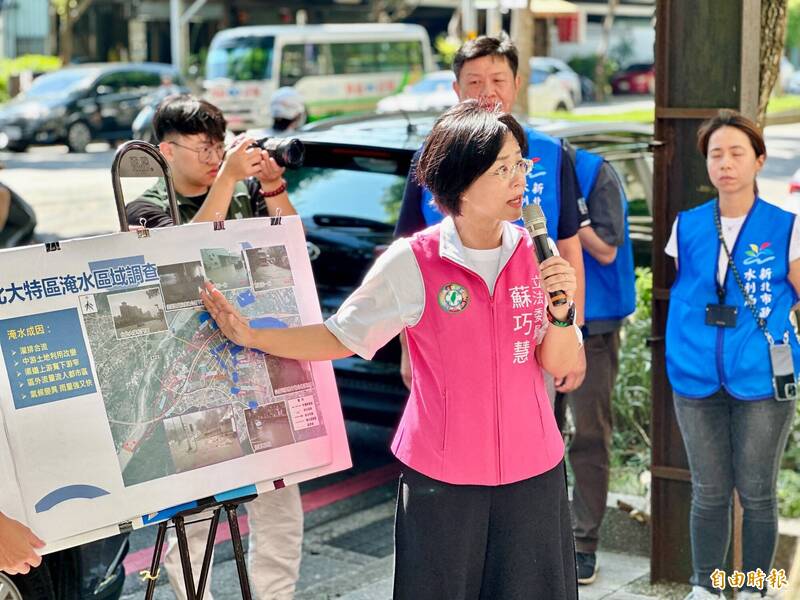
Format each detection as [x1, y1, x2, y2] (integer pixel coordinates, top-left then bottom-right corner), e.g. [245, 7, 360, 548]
[0, 308, 97, 409]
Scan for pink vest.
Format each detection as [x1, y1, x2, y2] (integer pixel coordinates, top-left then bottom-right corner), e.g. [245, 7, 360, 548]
[391, 223, 565, 485]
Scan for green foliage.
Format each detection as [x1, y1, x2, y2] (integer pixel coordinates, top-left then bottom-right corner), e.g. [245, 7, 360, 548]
[778, 469, 800, 518]
[567, 54, 618, 81]
[787, 0, 800, 51]
[433, 35, 461, 70]
[0, 55, 62, 102]
[612, 267, 653, 461]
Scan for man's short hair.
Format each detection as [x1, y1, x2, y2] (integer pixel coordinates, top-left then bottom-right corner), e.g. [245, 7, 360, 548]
[416, 100, 527, 217]
[153, 95, 227, 142]
[452, 35, 519, 81]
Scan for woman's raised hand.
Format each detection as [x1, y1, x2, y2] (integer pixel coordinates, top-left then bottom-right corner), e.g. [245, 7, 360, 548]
[200, 282, 253, 348]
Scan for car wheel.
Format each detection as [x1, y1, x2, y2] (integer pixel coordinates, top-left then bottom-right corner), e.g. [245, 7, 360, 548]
[0, 569, 53, 600]
[555, 102, 569, 112]
[66, 121, 92, 153]
[5, 143, 28, 153]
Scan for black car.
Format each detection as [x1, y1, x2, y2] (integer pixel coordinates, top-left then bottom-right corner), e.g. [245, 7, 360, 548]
[0, 63, 179, 153]
[288, 112, 653, 424]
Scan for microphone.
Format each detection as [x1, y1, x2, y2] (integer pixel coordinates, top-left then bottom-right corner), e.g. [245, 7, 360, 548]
[522, 203, 568, 306]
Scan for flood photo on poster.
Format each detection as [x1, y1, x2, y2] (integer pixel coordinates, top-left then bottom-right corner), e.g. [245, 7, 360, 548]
[244, 402, 295, 452]
[200, 248, 250, 290]
[158, 261, 205, 310]
[108, 285, 168, 339]
[164, 405, 246, 473]
[245, 245, 294, 291]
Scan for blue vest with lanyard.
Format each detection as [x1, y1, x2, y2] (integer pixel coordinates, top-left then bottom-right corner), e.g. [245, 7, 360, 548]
[666, 198, 800, 400]
[573, 148, 636, 322]
[420, 126, 563, 239]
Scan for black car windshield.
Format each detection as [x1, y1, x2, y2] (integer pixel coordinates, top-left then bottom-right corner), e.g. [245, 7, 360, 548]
[206, 36, 274, 81]
[25, 70, 94, 98]
[285, 168, 405, 225]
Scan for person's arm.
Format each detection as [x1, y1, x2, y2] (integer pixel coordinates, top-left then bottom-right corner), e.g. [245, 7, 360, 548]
[535, 256, 581, 378]
[552, 149, 587, 392]
[556, 235, 585, 327]
[201, 239, 421, 364]
[579, 162, 626, 265]
[203, 292, 353, 359]
[0, 512, 44, 575]
[789, 260, 800, 299]
[395, 150, 426, 389]
[0, 185, 10, 231]
[579, 227, 617, 265]
[192, 137, 263, 223]
[555, 148, 586, 326]
[126, 199, 177, 228]
[255, 154, 296, 217]
[394, 150, 426, 239]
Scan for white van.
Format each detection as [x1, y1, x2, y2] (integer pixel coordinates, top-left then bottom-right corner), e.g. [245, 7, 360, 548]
[204, 24, 435, 131]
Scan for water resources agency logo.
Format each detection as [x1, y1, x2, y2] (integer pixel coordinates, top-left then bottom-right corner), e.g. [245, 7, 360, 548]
[743, 242, 775, 265]
[438, 283, 470, 313]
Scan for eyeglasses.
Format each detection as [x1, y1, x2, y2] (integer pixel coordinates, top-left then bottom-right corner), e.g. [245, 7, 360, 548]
[168, 141, 225, 165]
[491, 158, 533, 181]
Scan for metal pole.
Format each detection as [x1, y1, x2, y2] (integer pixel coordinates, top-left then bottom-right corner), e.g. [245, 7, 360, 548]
[461, 0, 477, 38]
[195, 509, 222, 600]
[225, 503, 253, 600]
[143, 522, 168, 600]
[170, 0, 183, 74]
[486, 3, 503, 36]
[174, 515, 197, 600]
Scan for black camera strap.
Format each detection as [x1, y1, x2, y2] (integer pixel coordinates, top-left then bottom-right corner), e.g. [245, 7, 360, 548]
[713, 203, 786, 345]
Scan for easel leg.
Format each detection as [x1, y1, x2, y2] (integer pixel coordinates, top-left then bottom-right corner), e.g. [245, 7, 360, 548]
[144, 521, 168, 600]
[195, 508, 222, 600]
[174, 515, 197, 600]
[225, 503, 253, 600]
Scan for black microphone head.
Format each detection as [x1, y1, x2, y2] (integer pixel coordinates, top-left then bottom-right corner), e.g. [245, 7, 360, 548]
[522, 203, 548, 237]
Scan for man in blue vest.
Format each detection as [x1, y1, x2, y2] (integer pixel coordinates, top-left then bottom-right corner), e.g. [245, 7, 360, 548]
[395, 35, 589, 393]
[555, 145, 636, 585]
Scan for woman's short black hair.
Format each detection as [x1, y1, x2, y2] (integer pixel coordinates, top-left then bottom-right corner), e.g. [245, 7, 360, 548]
[153, 94, 227, 142]
[415, 100, 527, 216]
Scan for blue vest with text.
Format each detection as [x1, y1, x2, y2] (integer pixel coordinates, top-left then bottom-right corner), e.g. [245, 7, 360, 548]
[574, 148, 636, 322]
[665, 198, 800, 400]
[421, 126, 562, 239]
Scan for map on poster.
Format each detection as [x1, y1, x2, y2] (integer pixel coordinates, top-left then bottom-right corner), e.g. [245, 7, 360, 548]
[0, 217, 350, 551]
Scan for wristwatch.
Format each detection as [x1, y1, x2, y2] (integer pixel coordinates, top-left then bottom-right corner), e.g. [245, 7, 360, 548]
[547, 303, 575, 327]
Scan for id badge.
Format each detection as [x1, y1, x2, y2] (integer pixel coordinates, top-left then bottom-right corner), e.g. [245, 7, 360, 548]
[705, 304, 738, 328]
[769, 343, 798, 402]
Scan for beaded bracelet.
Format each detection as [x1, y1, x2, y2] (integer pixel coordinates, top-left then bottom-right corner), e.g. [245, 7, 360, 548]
[260, 179, 287, 198]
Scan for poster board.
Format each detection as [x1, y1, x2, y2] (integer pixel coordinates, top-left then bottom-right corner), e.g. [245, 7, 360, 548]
[0, 216, 351, 552]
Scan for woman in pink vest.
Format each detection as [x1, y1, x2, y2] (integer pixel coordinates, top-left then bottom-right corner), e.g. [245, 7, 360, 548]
[202, 100, 582, 599]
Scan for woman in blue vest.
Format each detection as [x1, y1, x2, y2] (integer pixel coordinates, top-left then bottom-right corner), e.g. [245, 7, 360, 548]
[665, 110, 800, 600]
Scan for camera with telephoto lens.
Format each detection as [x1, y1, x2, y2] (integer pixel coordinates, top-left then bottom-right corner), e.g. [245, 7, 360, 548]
[250, 137, 305, 169]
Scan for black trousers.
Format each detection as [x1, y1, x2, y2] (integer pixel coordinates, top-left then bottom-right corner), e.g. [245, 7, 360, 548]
[393, 460, 578, 600]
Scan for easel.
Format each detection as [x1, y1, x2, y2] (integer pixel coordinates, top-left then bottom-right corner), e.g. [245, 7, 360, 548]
[141, 494, 257, 600]
[111, 141, 258, 599]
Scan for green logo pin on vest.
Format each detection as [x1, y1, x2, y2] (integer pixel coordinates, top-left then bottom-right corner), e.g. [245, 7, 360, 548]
[438, 283, 470, 313]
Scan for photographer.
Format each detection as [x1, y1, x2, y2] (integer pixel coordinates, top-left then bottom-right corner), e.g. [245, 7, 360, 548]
[125, 95, 302, 600]
[126, 94, 294, 227]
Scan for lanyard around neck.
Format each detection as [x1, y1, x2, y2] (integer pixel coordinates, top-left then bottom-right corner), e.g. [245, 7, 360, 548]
[713, 202, 776, 344]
